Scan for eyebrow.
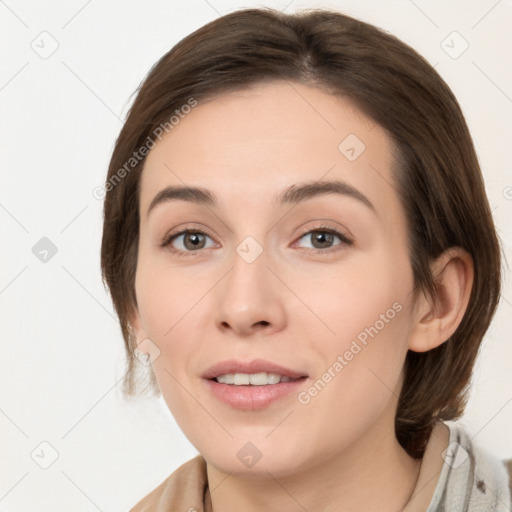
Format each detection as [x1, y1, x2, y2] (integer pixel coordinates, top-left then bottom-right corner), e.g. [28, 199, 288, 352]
[146, 179, 376, 217]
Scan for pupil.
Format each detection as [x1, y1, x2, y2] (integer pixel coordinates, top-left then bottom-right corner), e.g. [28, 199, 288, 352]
[186, 233, 204, 250]
[314, 231, 333, 248]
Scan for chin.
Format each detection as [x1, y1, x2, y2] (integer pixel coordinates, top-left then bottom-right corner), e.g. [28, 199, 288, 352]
[200, 438, 314, 478]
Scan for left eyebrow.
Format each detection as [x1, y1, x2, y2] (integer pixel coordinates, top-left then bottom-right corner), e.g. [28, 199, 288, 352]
[146, 179, 376, 217]
[276, 179, 375, 212]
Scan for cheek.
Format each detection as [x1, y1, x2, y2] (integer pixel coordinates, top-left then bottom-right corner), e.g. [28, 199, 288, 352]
[312, 296, 409, 401]
[296, 248, 413, 393]
[291, 250, 410, 340]
[134, 254, 206, 379]
[135, 253, 190, 335]
[134, 262, 191, 400]
[135, 266, 195, 421]
[296, 303, 411, 446]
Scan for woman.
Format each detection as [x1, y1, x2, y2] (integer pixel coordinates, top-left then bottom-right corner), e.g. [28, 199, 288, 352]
[100, 7, 512, 511]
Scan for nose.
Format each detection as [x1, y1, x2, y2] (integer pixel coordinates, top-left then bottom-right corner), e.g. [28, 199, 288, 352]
[213, 240, 286, 338]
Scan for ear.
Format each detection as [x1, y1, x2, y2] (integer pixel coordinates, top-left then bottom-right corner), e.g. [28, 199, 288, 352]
[408, 247, 474, 353]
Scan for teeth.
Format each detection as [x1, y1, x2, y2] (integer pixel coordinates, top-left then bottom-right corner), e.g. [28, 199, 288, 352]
[215, 372, 299, 385]
[234, 373, 250, 385]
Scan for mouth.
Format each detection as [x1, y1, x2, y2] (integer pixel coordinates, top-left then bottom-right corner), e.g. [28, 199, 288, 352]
[202, 358, 308, 381]
[211, 372, 305, 385]
[202, 359, 309, 410]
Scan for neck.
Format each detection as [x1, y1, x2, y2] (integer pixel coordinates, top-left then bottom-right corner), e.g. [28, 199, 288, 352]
[205, 416, 422, 512]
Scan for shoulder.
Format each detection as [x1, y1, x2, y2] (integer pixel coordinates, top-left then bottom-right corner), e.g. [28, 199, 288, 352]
[441, 421, 512, 510]
[129, 454, 208, 512]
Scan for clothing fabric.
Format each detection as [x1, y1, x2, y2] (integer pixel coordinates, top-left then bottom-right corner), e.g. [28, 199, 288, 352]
[422, 421, 511, 511]
[129, 421, 512, 511]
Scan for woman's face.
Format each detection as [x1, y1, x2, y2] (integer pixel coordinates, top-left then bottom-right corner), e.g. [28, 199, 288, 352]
[131, 80, 417, 476]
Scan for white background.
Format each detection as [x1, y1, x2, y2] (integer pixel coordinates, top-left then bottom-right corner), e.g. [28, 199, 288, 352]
[1, 0, 511, 510]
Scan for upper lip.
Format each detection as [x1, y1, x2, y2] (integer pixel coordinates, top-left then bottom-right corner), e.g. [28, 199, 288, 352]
[202, 358, 308, 380]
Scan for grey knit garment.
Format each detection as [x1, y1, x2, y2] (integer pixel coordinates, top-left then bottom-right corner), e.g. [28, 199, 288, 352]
[426, 421, 511, 511]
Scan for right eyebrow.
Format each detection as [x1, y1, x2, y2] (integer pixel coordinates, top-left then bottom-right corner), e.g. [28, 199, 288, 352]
[147, 186, 215, 217]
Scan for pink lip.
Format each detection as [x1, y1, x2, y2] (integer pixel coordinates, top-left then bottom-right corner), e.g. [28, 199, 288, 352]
[201, 358, 309, 410]
[204, 378, 308, 410]
[202, 358, 308, 380]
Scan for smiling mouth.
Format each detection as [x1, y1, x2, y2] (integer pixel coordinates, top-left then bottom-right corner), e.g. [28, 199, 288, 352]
[211, 372, 306, 385]
[205, 368, 308, 410]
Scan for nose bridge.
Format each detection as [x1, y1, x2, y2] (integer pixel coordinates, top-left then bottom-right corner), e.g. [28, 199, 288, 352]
[224, 202, 274, 274]
[235, 233, 266, 267]
[223, 206, 287, 292]
[213, 229, 286, 333]
[226, 232, 270, 295]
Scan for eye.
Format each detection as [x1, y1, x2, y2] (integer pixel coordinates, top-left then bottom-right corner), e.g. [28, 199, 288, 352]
[293, 225, 353, 254]
[160, 228, 215, 256]
[159, 224, 353, 257]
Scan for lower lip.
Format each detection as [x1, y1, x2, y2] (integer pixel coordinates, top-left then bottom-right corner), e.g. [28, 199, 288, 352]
[204, 378, 308, 410]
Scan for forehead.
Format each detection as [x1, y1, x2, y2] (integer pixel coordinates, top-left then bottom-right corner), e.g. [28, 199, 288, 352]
[139, 81, 400, 221]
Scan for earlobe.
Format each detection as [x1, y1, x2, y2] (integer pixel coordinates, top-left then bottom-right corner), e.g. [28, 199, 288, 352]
[127, 309, 161, 363]
[408, 247, 474, 353]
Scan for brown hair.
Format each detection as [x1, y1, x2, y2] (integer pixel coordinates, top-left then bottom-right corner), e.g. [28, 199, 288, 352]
[100, 7, 501, 458]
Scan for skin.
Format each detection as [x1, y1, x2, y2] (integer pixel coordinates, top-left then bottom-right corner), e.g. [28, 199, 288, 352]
[129, 80, 474, 512]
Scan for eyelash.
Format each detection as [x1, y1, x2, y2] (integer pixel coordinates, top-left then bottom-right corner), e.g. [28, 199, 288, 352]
[159, 224, 354, 258]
